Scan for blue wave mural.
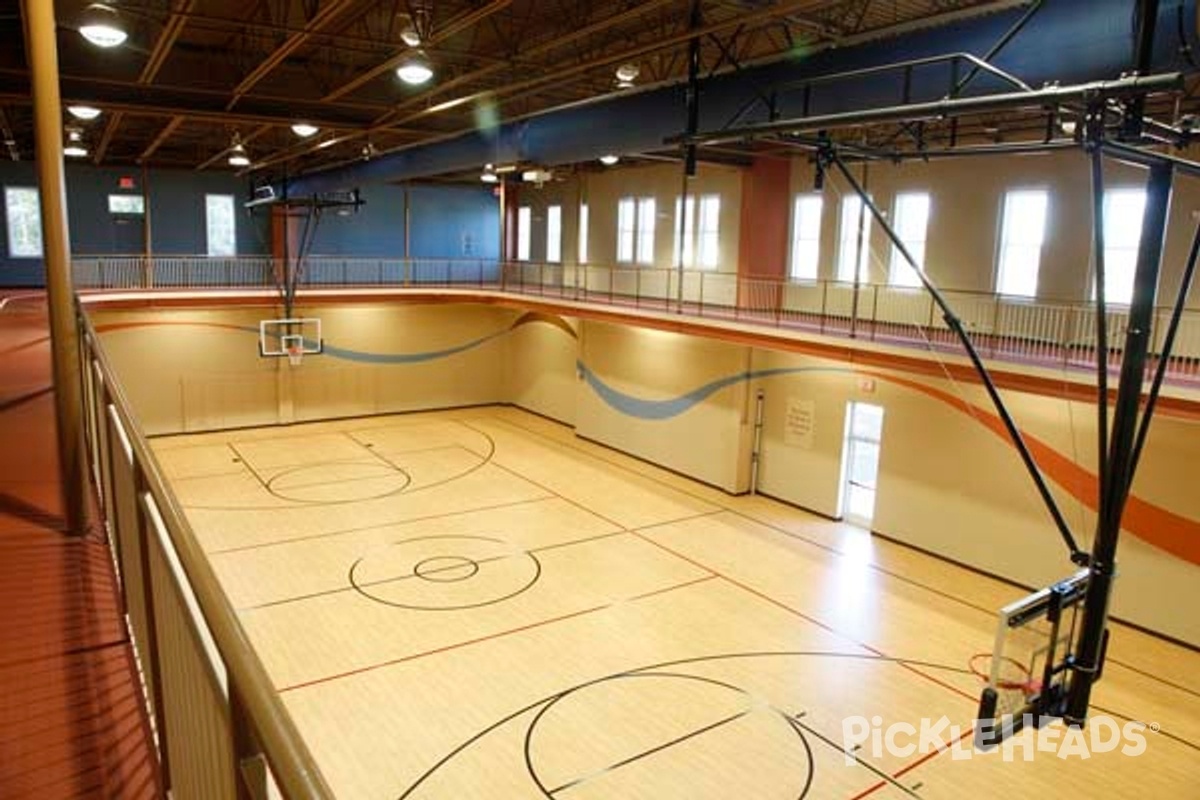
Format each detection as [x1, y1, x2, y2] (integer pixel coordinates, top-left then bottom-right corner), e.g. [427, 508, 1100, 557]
[577, 362, 838, 420]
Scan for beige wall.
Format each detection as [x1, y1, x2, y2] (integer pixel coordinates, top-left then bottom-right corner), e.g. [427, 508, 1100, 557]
[574, 321, 752, 493]
[515, 162, 744, 273]
[790, 149, 1200, 306]
[503, 315, 580, 425]
[91, 298, 1200, 644]
[92, 303, 515, 435]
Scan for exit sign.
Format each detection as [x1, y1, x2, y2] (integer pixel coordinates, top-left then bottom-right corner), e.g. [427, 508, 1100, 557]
[119, 176, 135, 189]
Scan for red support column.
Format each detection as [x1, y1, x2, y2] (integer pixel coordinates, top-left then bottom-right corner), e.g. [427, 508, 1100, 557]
[737, 156, 791, 313]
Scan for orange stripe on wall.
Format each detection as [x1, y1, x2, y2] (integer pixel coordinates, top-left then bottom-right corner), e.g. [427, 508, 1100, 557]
[873, 371, 1200, 566]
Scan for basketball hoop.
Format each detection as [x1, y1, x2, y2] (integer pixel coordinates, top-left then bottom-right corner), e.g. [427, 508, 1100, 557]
[969, 653, 1042, 695]
[286, 343, 304, 366]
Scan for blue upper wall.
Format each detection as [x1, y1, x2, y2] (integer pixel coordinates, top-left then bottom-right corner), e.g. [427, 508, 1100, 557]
[291, 0, 1200, 193]
[0, 161, 268, 286]
[306, 181, 499, 259]
[409, 184, 499, 260]
[1, 160, 500, 286]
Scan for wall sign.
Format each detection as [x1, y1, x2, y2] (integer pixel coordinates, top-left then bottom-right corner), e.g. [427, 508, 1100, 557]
[784, 397, 815, 449]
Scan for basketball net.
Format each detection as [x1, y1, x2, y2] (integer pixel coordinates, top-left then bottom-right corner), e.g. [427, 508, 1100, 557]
[286, 342, 304, 366]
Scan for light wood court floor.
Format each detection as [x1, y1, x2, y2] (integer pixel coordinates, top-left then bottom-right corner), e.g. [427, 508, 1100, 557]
[150, 407, 1200, 799]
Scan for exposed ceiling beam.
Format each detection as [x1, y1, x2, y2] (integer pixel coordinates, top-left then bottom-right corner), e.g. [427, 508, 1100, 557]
[92, 111, 123, 165]
[138, 116, 185, 163]
[379, 0, 826, 131]
[322, 0, 514, 102]
[0, 87, 410, 136]
[372, 0, 681, 119]
[0, 67, 393, 117]
[227, 0, 360, 110]
[195, 123, 273, 170]
[255, 0, 806, 172]
[0, 107, 16, 161]
[139, 0, 197, 85]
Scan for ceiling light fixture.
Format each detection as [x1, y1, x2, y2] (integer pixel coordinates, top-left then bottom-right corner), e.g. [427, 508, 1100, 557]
[599, 154, 619, 166]
[67, 105, 102, 121]
[615, 63, 640, 83]
[291, 122, 319, 137]
[396, 55, 434, 86]
[316, 137, 338, 149]
[64, 145, 89, 158]
[400, 24, 421, 47]
[228, 134, 250, 167]
[79, 3, 128, 48]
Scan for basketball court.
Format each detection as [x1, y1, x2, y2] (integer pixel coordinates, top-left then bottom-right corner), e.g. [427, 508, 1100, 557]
[148, 405, 1200, 799]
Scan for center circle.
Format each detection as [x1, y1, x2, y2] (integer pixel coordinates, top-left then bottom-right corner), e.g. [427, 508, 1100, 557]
[413, 555, 480, 583]
[350, 534, 542, 611]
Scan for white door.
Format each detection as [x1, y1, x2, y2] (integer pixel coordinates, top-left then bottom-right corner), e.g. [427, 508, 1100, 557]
[842, 401, 884, 526]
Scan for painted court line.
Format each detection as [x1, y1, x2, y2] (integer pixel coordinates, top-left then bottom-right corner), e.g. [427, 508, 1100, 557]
[278, 574, 718, 693]
[205, 495, 559, 555]
[632, 530, 978, 706]
[483, 414, 1197, 700]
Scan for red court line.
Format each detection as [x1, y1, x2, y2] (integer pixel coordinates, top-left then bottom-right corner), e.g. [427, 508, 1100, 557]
[631, 530, 979, 705]
[847, 723, 975, 800]
[280, 574, 717, 693]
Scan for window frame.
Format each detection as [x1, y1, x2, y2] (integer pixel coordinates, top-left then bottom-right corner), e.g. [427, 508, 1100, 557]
[5, 186, 43, 259]
[516, 205, 532, 262]
[888, 191, 930, 288]
[204, 193, 237, 258]
[994, 188, 1050, 299]
[836, 194, 872, 284]
[790, 193, 823, 281]
[1094, 187, 1148, 306]
[546, 204, 562, 263]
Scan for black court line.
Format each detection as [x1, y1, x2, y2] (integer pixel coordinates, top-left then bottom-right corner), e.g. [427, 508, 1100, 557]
[631, 528, 979, 706]
[524, 668, 810, 799]
[393, 650, 977, 800]
[788, 714, 921, 799]
[238, 510, 719, 612]
[544, 709, 751, 796]
[280, 574, 719, 694]
[1090, 703, 1200, 753]
[188, 438, 492, 511]
[154, 417, 463, 450]
[481, 412, 1200, 700]
[206, 495, 558, 555]
[458, 418, 977, 704]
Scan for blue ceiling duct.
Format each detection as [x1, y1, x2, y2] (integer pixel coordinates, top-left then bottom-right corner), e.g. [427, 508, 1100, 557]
[290, 0, 1199, 194]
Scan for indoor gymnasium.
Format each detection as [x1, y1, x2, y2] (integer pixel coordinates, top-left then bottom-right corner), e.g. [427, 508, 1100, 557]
[1, 1, 1198, 798]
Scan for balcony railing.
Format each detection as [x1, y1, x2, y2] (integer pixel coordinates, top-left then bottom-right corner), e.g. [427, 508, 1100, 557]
[78, 309, 336, 799]
[73, 255, 1200, 384]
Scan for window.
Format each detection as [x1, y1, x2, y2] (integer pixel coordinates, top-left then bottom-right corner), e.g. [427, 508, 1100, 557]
[673, 196, 695, 267]
[636, 197, 656, 265]
[617, 198, 636, 262]
[673, 194, 720, 269]
[516, 206, 531, 261]
[889, 192, 930, 287]
[996, 189, 1049, 298]
[5, 187, 42, 258]
[842, 401, 885, 525]
[697, 195, 720, 269]
[546, 205, 562, 263]
[578, 203, 589, 264]
[790, 194, 823, 280]
[837, 195, 872, 283]
[1099, 188, 1148, 304]
[108, 194, 145, 215]
[205, 194, 236, 257]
